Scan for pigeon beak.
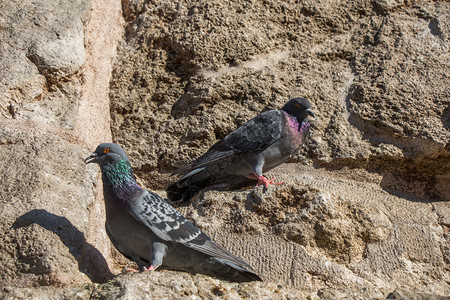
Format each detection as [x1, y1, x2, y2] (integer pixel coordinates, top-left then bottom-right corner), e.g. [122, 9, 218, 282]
[306, 109, 315, 118]
[85, 153, 98, 164]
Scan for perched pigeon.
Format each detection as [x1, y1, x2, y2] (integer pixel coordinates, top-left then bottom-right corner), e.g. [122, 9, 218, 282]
[85, 143, 261, 282]
[167, 97, 315, 202]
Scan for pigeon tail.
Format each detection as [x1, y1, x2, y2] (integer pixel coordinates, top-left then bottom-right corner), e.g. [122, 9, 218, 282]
[206, 257, 263, 282]
[167, 168, 212, 202]
[219, 268, 263, 283]
[231, 269, 263, 282]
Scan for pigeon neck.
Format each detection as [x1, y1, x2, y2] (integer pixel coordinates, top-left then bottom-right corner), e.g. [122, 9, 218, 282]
[299, 117, 310, 133]
[283, 111, 309, 129]
[101, 159, 143, 202]
[283, 111, 310, 145]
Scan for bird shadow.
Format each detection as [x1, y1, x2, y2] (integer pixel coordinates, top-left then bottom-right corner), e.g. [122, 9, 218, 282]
[12, 209, 114, 283]
[169, 177, 258, 208]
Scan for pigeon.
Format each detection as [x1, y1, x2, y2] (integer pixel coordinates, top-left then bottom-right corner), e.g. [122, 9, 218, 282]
[85, 143, 261, 282]
[167, 97, 315, 202]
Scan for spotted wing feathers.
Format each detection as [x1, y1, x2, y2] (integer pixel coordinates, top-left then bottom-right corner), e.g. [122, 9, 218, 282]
[128, 191, 253, 270]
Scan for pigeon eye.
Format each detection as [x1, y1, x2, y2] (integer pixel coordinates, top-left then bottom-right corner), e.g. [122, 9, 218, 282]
[104, 148, 110, 154]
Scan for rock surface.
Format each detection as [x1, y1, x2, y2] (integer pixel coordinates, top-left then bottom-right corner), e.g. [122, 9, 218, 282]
[0, 0, 448, 299]
[110, 0, 449, 201]
[0, 0, 122, 287]
[0, 0, 90, 129]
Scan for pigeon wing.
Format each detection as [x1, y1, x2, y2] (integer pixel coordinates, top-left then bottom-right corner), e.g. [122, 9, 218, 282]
[171, 139, 234, 175]
[173, 110, 283, 175]
[128, 191, 253, 269]
[224, 109, 283, 153]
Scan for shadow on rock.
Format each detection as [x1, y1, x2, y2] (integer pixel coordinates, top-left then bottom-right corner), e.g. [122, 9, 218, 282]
[441, 104, 450, 130]
[169, 177, 256, 207]
[379, 175, 440, 203]
[12, 209, 114, 283]
[315, 159, 446, 202]
[170, 92, 207, 119]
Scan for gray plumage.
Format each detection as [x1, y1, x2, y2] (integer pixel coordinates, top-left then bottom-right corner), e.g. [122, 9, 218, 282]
[86, 143, 261, 282]
[167, 97, 315, 202]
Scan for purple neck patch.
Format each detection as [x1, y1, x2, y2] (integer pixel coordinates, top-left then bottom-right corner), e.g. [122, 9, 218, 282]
[283, 111, 310, 147]
[102, 159, 144, 203]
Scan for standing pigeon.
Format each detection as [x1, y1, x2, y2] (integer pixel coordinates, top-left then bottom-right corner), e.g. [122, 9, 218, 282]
[85, 143, 261, 282]
[167, 97, 315, 202]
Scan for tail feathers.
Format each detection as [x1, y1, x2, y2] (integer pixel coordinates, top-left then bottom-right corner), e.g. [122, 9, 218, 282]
[170, 162, 194, 176]
[167, 168, 211, 203]
[167, 183, 205, 203]
[210, 258, 262, 282]
[233, 269, 263, 282]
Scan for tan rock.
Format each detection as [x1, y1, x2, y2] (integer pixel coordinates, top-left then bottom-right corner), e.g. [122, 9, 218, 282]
[0, 0, 122, 288]
[0, 0, 448, 299]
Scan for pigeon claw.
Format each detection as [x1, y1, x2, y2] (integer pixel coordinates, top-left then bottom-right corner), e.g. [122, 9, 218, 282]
[143, 265, 159, 271]
[255, 175, 284, 192]
[122, 267, 139, 273]
[258, 176, 284, 187]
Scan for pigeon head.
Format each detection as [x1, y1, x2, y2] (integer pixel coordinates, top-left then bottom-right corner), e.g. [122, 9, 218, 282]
[85, 143, 129, 166]
[86, 143, 142, 201]
[282, 97, 315, 121]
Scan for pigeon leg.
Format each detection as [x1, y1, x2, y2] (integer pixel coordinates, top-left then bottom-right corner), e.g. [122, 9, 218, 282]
[148, 242, 167, 272]
[246, 157, 284, 191]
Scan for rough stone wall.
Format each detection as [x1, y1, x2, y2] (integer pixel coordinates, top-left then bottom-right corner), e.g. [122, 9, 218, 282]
[110, 0, 449, 201]
[0, 0, 123, 287]
[106, 1, 449, 295]
[0, 0, 448, 299]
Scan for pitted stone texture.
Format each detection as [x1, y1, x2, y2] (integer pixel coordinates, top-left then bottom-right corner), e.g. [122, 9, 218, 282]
[110, 1, 449, 200]
[0, 129, 105, 286]
[0, 0, 91, 129]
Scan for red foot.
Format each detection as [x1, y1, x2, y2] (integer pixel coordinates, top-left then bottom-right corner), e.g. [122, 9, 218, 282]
[258, 176, 284, 188]
[123, 265, 159, 272]
[123, 267, 139, 272]
[257, 176, 284, 188]
[246, 174, 285, 190]
[142, 265, 159, 272]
